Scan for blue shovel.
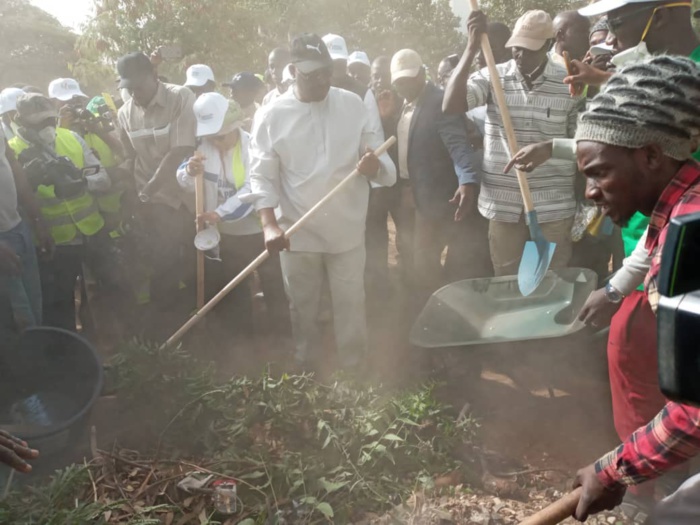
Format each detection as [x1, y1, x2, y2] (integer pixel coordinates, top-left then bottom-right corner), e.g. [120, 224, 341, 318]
[469, 0, 556, 296]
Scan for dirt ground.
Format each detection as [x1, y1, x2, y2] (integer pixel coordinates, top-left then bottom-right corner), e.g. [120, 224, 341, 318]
[81, 219, 626, 523]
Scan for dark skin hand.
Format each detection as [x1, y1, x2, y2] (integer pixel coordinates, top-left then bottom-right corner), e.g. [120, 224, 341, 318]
[141, 146, 196, 200]
[578, 287, 621, 328]
[449, 184, 477, 222]
[564, 59, 613, 88]
[504, 141, 553, 173]
[260, 208, 290, 254]
[443, 10, 488, 115]
[573, 463, 626, 521]
[0, 430, 39, 473]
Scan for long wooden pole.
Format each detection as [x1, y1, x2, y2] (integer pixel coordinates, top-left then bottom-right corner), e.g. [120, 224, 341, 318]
[194, 152, 206, 309]
[164, 136, 397, 348]
[519, 487, 582, 525]
[468, 0, 535, 213]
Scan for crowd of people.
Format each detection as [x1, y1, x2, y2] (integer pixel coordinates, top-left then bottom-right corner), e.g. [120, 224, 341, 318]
[2, 0, 700, 522]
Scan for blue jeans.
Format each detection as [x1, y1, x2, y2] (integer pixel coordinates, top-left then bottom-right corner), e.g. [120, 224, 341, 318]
[0, 220, 42, 330]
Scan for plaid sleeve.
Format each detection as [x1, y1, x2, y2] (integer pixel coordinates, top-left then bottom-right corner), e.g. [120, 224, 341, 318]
[596, 402, 700, 488]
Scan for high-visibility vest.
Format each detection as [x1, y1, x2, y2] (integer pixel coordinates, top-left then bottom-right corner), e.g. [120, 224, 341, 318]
[9, 128, 105, 245]
[230, 141, 246, 190]
[84, 132, 123, 215]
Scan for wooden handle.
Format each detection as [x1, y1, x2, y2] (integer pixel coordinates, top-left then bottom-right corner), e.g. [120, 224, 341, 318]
[468, 0, 535, 213]
[164, 136, 397, 348]
[519, 487, 582, 525]
[195, 166, 206, 309]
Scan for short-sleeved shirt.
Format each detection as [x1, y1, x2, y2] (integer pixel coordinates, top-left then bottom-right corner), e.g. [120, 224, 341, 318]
[467, 58, 586, 223]
[118, 83, 196, 209]
[0, 127, 21, 233]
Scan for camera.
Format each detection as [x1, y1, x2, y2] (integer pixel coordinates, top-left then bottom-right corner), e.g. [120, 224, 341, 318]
[64, 104, 115, 133]
[657, 212, 700, 407]
[17, 145, 89, 200]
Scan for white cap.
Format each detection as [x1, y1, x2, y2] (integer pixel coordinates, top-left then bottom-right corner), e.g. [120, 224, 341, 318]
[0, 88, 25, 115]
[48, 78, 87, 102]
[185, 64, 215, 88]
[505, 10, 554, 51]
[193, 92, 245, 137]
[390, 49, 424, 84]
[579, 0, 657, 17]
[348, 51, 371, 68]
[322, 34, 349, 61]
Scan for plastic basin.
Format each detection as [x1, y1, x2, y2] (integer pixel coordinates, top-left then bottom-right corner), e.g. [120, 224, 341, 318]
[0, 327, 103, 458]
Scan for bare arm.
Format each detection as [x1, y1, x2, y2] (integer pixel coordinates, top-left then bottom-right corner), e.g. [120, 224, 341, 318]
[142, 145, 195, 198]
[443, 10, 487, 114]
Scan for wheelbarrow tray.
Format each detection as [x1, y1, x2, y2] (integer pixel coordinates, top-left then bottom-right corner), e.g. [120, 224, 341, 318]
[410, 268, 598, 349]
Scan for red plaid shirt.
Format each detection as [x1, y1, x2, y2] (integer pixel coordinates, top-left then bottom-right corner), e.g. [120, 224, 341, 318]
[597, 160, 700, 488]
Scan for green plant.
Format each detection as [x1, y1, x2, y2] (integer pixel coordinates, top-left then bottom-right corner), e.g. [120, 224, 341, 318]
[1, 342, 479, 524]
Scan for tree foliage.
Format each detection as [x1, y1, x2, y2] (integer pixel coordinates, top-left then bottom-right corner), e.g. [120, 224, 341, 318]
[0, 0, 76, 89]
[478, 0, 588, 27]
[79, 0, 465, 88]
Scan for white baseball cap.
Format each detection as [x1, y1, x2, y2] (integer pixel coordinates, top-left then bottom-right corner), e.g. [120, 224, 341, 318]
[0, 88, 25, 115]
[390, 49, 424, 84]
[322, 34, 349, 61]
[185, 64, 215, 88]
[193, 92, 244, 137]
[579, 0, 659, 17]
[48, 78, 87, 102]
[505, 10, 554, 51]
[348, 51, 371, 68]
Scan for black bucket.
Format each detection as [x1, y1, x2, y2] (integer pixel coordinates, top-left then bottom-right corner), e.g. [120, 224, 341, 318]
[0, 327, 103, 463]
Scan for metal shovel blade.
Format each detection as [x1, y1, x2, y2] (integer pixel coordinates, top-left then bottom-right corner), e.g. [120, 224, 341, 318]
[518, 211, 556, 297]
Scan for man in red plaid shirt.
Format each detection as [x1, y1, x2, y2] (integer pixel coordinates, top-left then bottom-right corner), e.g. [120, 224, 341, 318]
[571, 55, 700, 522]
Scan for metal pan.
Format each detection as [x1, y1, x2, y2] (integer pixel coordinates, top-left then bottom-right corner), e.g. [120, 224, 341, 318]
[410, 268, 598, 349]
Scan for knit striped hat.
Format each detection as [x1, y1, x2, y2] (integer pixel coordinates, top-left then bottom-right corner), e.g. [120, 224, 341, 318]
[575, 55, 700, 160]
[589, 16, 609, 38]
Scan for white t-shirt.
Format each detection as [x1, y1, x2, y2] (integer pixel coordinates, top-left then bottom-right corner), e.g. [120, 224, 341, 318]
[0, 127, 21, 233]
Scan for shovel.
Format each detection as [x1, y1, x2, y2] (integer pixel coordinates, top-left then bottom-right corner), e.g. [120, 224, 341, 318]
[519, 487, 582, 525]
[164, 136, 397, 348]
[469, 0, 556, 296]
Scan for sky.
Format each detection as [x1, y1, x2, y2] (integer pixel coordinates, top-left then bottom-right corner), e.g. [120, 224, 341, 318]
[31, 0, 469, 33]
[30, 0, 94, 30]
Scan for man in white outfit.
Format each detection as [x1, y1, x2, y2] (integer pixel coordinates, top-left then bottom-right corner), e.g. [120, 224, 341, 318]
[250, 33, 396, 371]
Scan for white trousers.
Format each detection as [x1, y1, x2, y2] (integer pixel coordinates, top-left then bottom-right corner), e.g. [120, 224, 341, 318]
[653, 473, 700, 524]
[280, 244, 367, 368]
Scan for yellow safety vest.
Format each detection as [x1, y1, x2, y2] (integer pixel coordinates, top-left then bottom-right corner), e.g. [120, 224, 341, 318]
[84, 133, 123, 215]
[9, 128, 105, 245]
[230, 142, 246, 190]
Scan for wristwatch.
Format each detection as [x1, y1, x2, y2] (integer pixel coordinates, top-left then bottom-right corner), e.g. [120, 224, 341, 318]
[604, 282, 624, 304]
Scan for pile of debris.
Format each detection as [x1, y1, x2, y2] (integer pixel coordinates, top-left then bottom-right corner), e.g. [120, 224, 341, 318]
[362, 488, 631, 525]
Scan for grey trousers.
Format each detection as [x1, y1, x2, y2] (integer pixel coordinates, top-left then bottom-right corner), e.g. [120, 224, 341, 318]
[652, 473, 700, 524]
[280, 244, 367, 368]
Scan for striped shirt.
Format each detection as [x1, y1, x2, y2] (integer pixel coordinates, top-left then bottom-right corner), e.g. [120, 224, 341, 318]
[467, 58, 586, 223]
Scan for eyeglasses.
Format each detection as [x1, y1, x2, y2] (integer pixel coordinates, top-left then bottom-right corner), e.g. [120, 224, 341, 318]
[608, 2, 691, 35]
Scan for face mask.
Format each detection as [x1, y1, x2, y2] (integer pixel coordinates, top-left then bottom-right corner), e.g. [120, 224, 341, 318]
[37, 126, 57, 145]
[610, 40, 651, 67]
[611, 2, 690, 67]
